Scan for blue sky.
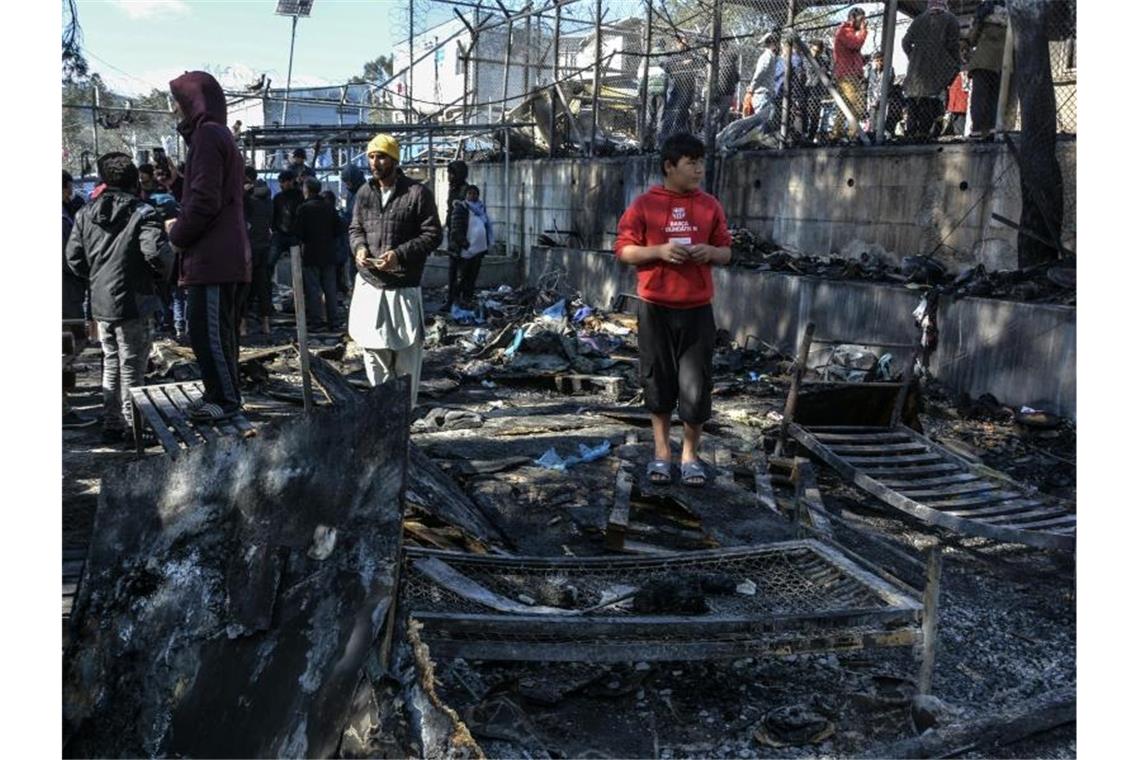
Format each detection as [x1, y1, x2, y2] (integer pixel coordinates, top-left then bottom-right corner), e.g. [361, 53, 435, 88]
[75, 0, 452, 96]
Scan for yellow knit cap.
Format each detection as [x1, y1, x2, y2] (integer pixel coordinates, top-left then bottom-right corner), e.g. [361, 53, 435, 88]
[366, 133, 400, 161]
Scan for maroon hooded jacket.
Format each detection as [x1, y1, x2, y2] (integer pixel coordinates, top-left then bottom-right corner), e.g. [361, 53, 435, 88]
[168, 71, 250, 286]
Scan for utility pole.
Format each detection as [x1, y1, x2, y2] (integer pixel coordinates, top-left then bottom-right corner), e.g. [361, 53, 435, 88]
[284, 15, 298, 125]
[407, 0, 415, 123]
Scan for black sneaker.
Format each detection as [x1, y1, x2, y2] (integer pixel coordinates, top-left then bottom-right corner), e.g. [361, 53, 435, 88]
[62, 410, 99, 430]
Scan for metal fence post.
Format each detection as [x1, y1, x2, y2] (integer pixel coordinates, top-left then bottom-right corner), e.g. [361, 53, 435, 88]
[994, 18, 1017, 135]
[637, 0, 653, 147]
[779, 0, 796, 148]
[702, 0, 723, 190]
[876, 0, 899, 143]
[591, 0, 603, 157]
[504, 125, 512, 258]
[501, 15, 514, 124]
[91, 85, 100, 161]
[551, 3, 561, 157]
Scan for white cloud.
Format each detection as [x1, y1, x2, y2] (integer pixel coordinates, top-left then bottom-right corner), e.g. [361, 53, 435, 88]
[112, 0, 191, 21]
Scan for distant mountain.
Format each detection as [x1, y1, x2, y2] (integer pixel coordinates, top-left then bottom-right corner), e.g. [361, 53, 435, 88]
[93, 62, 334, 98]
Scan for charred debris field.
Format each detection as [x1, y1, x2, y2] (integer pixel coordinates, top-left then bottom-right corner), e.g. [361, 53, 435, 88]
[62, 281, 1075, 759]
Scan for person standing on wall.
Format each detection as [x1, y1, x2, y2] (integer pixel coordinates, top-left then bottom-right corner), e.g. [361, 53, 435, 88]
[614, 133, 733, 489]
[347, 134, 442, 408]
[166, 71, 251, 423]
[832, 8, 870, 141]
[901, 0, 962, 139]
[965, 0, 1010, 138]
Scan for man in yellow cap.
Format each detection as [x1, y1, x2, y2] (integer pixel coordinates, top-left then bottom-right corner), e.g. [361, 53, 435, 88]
[347, 133, 442, 407]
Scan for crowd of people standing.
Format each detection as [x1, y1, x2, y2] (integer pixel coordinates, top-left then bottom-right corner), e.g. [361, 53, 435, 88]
[644, 0, 1011, 147]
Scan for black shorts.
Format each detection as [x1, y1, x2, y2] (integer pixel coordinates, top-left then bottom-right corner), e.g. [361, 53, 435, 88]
[638, 300, 716, 424]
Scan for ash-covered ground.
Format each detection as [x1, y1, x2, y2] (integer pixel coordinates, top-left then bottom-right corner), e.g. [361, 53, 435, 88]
[62, 282, 1075, 758]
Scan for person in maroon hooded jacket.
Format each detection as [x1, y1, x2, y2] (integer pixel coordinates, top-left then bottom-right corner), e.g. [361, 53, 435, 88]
[166, 71, 251, 422]
[614, 133, 733, 488]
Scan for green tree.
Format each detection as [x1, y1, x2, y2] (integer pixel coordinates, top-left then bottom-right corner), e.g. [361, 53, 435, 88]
[350, 54, 394, 84]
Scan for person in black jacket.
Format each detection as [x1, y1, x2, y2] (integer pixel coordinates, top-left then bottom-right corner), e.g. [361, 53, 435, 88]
[348, 133, 442, 406]
[65, 153, 173, 443]
[443, 160, 469, 311]
[295, 177, 343, 331]
[271, 169, 303, 272]
[243, 166, 274, 335]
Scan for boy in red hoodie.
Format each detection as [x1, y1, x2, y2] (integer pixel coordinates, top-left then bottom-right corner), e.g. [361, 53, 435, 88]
[614, 133, 733, 487]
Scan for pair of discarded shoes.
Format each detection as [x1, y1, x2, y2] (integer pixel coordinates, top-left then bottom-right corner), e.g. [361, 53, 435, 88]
[646, 458, 707, 487]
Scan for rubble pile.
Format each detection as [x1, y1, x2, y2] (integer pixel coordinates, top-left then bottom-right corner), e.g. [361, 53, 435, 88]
[728, 228, 1077, 305]
[60, 278, 1076, 758]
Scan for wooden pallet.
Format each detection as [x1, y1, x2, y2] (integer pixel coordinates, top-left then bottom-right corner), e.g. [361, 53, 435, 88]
[787, 424, 1075, 552]
[129, 381, 256, 457]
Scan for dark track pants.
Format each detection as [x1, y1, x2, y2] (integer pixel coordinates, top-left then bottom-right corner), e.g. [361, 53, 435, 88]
[186, 283, 242, 413]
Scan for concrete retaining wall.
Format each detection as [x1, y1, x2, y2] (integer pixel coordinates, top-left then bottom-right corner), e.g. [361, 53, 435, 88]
[469, 140, 1076, 274]
[527, 247, 1075, 419]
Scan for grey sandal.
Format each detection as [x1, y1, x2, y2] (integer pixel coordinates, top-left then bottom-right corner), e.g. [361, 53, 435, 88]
[680, 460, 707, 488]
[646, 459, 672, 484]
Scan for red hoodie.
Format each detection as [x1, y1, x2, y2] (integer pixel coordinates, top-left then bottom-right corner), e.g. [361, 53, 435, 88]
[833, 21, 869, 80]
[614, 185, 732, 309]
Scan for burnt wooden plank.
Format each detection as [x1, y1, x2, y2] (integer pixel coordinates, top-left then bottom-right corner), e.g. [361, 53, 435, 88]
[860, 463, 965, 477]
[130, 388, 181, 456]
[416, 627, 920, 663]
[880, 473, 982, 489]
[841, 453, 944, 467]
[309, 353, 359, 406]
[829, 442, 931, 456]
[941, 499, 1047, 518]
[754, 447, 779, 514]
[605, 460, 635, 551]
[154, 386, 205, 447]
[810, 432, 914, 444]
[168, 384, 219, 444]
[984, 508, 1075, 527]
[794, 460, 833, 538]
[804, 425, 896, 433]
[897, 480, 1006, 499]
[925, 491, 1025, 509]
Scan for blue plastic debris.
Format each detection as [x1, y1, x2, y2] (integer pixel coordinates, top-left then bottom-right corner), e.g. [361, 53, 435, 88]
[503, 327, 526, 358]
[541, 299, 567, 320]
[572, 305, 594, 323]
[533, 439, 612, 471]
[450, 304, 485, 325]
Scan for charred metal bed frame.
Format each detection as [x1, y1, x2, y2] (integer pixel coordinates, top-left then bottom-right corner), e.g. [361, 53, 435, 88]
[400, 541, 924, 663]
[777, 324, 1075, 553]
